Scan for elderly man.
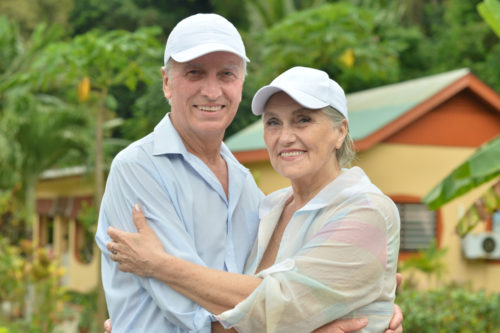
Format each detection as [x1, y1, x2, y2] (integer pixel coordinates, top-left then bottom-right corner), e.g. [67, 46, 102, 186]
[96, 13, 402, 333]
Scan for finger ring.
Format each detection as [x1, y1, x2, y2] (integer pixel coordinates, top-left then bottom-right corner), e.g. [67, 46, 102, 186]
[111, 247, 117, 255]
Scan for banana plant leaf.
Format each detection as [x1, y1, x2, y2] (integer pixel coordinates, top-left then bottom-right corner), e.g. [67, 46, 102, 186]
[478, 0, 500, 38]
[422, 135, 500, 210]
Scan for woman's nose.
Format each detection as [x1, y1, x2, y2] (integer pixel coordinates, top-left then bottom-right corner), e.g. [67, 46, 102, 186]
[279, 125, 296, 144]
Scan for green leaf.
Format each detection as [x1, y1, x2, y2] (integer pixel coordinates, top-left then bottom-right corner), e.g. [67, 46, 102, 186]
[478, 0, 500, 38]
[423, 135, 500, 209]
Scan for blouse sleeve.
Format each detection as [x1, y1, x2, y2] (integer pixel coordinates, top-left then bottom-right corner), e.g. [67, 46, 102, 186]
[216, 193, 399, 333]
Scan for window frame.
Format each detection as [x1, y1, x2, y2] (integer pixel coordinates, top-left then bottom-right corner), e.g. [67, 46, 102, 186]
[390, 195, 442, 260]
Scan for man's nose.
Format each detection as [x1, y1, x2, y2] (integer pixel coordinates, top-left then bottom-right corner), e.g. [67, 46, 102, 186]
[200, 75, 222, 100]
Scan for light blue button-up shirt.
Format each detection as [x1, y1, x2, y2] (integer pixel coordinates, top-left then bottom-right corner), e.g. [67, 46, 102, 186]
[95, 114, 263, 332]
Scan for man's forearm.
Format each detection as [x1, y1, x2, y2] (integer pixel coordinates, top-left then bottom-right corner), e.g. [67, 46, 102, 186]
[152, 252, 261, 315]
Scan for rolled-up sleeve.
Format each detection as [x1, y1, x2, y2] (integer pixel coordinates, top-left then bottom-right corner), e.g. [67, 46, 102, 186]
[96, 156, 212, 332]
[216, 195, 398, 333]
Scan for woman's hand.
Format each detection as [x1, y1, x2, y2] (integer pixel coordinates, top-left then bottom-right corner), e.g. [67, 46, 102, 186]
[104, 318, 111, 333]
[107, 204, 165, 277]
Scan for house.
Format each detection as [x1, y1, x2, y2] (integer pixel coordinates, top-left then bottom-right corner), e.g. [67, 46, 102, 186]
[225, 68, 500, 291]
[35, 166, 98, 292]
[34, 68, 500, 293]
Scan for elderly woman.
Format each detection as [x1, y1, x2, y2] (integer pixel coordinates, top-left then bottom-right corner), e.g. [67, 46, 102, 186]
[107, 66, 400, 332]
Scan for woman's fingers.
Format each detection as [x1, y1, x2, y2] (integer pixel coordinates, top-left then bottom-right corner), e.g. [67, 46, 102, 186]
[132, 204, 153, 234]
[107, 240, 117, 254]
[107, 226, 125, 242]
[104, 204, 163, 277]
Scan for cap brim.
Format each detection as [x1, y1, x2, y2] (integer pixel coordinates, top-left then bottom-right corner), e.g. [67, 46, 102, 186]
[171, 43, 250, 63]
[252, 85, 328, 115]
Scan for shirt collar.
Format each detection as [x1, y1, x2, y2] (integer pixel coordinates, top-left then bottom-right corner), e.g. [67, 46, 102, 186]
[260, 167, 383, 217]
[299, 167, 382, 212]
[152, 113, 189, 156]
[152, 113, 249, 175]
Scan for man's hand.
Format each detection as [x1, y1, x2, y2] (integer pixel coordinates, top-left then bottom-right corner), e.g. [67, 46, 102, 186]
[385, 304, 403, 333]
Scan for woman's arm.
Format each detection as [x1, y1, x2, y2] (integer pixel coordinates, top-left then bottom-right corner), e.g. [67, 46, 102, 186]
[108, 204, 261, 315]
[108, 202, 400, 332]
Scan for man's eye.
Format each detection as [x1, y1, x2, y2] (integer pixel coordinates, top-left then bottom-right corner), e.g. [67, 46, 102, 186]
[298, 117, 311, 123]
[220, 71, 236, 79]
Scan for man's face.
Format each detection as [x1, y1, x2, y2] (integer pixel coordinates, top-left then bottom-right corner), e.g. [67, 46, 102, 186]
[163, 51, 245, 141]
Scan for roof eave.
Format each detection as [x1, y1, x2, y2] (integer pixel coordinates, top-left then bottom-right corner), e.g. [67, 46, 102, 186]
[354, 72, 500, 151]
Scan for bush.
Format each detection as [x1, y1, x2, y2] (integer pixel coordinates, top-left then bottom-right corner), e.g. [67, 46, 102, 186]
[0, 236, 68, 333]
[397, 284, 500, 332]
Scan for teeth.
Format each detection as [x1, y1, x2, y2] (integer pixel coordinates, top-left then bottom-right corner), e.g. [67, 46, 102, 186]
[198, 106, 222, 111]
[280, 151, 303, 157]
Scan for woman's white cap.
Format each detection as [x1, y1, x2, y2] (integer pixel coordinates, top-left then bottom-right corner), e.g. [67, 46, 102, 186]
[251, 66, 348, 120]
[164, 13, 249, 64]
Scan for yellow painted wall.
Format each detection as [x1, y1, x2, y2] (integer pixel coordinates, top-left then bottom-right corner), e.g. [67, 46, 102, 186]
[242, 143, 500, 292]
[35, 174, 98, 293]
[36, 175, 94, 198]
[249, 161, 290, 195]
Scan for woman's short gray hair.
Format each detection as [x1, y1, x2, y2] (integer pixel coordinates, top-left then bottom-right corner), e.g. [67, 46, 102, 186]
[321, 106, 356, 167]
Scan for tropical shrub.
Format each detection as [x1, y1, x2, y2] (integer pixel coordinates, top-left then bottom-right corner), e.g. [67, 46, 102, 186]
[397, 284, 500, 332]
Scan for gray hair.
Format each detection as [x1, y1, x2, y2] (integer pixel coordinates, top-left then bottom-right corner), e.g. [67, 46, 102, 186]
[321, 106, 356, 167]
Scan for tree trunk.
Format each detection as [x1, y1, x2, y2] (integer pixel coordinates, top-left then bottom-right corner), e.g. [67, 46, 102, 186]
[23, 178, 36, 321]
[95, 88, 107, 327]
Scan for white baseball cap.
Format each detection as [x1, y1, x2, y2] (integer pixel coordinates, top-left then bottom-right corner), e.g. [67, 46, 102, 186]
[164, 13, 249, 64]
[251, 66, 348, 120]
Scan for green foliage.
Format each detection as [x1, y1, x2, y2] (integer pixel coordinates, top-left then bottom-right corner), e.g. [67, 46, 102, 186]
[66, 289, 99, 332]
[399, 240, 448, 288]
[0, 16, 89, 230]
[245, 0, 298, 31]
[76, 202, 98, 263]
[69, 0, 213, 36]
[0, 236, 68, 332]
[478, 0, 500, 37]
[396, 284, 500, 332]
[0, 0, 72, 37]
[0, 237, 26, 317]
[250, 2, 421, 92]
[408, 0, 500, 90]
[423, 135, 500, 211]
[0, 187, 26, 244]
[121, 80, 168, 141]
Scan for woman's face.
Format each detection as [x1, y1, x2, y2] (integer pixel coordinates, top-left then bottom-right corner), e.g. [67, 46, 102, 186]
[263, 92, 347, 184]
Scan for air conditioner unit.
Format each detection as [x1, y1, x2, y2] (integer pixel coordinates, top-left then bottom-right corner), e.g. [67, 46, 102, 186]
[462, 232, 500, 260]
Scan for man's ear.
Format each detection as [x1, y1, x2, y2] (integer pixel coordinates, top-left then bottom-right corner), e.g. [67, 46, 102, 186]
[162, 68, 172, 100]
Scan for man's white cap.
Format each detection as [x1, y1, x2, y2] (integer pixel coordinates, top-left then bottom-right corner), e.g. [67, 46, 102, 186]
[251, 66, 348, 120]
[164, 13, 249, 64]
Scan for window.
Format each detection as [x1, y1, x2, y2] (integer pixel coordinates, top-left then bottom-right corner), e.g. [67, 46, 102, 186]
[396, 203, 436, 251]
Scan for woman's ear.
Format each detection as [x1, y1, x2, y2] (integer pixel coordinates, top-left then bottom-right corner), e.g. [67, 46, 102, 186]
[336, 119, 348, 149]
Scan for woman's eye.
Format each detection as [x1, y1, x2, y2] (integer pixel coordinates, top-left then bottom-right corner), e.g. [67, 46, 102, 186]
[298, 117, 311, 123]
[265, 119, 279, 126]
